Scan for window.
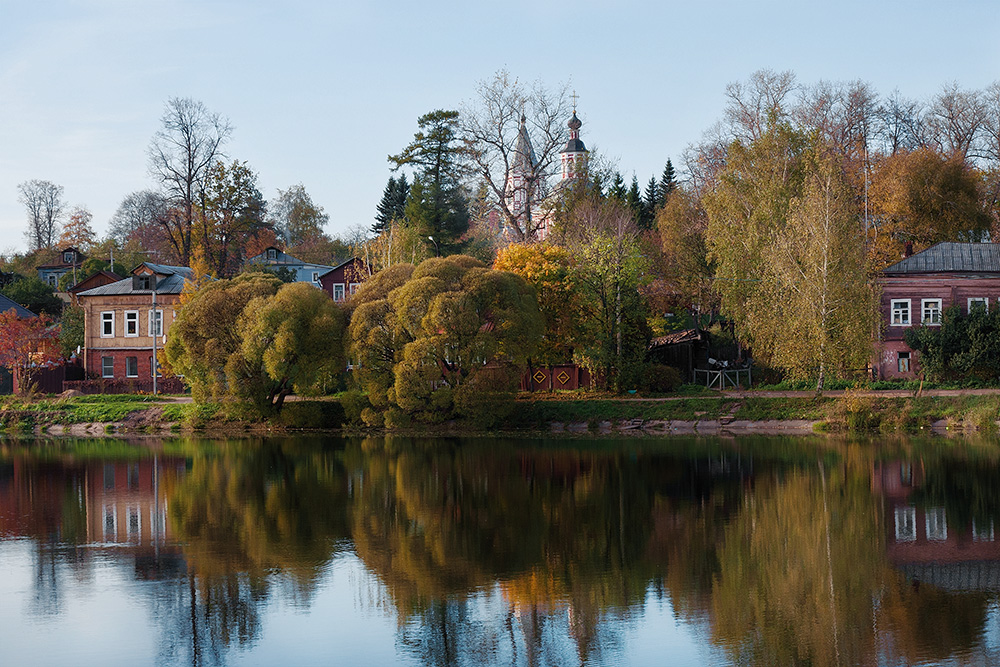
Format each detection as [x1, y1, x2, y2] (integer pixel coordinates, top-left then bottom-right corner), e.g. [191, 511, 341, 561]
[126, 356, 138, 378]
[125, 311, 139, 337]
[969, 297, 988, 313]
[63, 251, 74, 263]
[127, 505, 141, 540]
[333, 284, 345, 302]
[926, 507, 947, 541]
[46, 274, 56, 287]
[974, 519, 995, 542]
[127, 463, 139, 490]
[895, 506, 916, 542]
[890, 300, 910, 326]
[136, 275, 153, 290]
[312, 271, 320, 283]
[349, 283, 360, 295]
[922, 299, 942, 325]
[897, 352, 911, 373]
[103, 505, 117, 541]
[101, 311, 115, 337]
[104, 463, 116, 490]
[148, 309, 163, 337]
[267, 248, 277, 260]
[101, 356, 114, 378]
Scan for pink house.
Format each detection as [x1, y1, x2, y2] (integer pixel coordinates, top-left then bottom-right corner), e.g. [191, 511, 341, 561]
[877, 242, 1000, 379]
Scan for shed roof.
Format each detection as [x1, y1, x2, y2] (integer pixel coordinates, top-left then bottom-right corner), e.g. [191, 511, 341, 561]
[883, 242, 1000, 274]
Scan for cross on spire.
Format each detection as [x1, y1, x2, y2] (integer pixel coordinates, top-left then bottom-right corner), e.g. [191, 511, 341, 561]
[570, 90, 579, 113]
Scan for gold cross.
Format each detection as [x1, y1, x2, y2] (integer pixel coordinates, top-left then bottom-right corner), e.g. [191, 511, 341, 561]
[571, 90, 579, 112]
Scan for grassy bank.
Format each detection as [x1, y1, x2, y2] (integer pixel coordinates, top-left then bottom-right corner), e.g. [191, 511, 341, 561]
[1, 391, 999, 435]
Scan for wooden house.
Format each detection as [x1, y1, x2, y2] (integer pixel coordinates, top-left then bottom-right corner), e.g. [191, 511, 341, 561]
[67, 270, 123, 306]
[75, 263, 193, 387]
[36, 246, 86, 288]
[244, 246, 336, 286]
[877, 242, 1000, 379]
[318, 257, 370, 303]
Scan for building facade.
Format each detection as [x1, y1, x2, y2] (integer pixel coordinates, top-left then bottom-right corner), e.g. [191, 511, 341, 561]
[318, 257, 370, 303]
[75, 263, 193, 386]
[245, 246, 335, 286]
[877, 242, 1000, 379]
[37, 246, 86, 288]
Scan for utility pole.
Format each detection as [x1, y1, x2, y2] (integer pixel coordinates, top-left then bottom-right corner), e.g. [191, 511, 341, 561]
[151, 285, 157, 396]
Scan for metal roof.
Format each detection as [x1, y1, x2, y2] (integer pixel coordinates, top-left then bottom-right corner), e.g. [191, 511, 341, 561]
[0, 294, 36, 318]
[76, 272, 189, 297]
[882, 242, 1000, 274]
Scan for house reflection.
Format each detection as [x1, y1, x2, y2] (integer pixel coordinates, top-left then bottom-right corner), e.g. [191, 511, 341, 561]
[873, 459, 1000, 591]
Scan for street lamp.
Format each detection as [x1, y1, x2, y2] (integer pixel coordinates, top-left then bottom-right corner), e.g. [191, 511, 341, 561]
[428, 235, 440, 257]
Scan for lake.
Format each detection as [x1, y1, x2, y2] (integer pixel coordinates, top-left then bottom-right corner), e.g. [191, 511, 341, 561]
[2, 434, 1000, 666]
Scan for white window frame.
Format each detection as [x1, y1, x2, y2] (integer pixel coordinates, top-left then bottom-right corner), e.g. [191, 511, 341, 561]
[349, 283, 360, 295]
[125, 356, 138, 378]
[897, 351, 910, 373]
[333, 283, 345, 302]
[312, 271, 320, 284]
[890, 299, 910, 326]
[921, 298, 942, 326]
[101, 356, 114, 378]
[267, 248, 277, 260]
[127, 504, 141, 541]
[124, 310, 139, 337]
[101, 311, 115, 337]
[894, 506, 916, 542]
[103, 504, 117, 541]
[926, 507, 947, 541]
[973, 519, 995, 542]
[968, 297, 988, 313]
[47, 274, 57, 287]
[148, 309, 163, 337]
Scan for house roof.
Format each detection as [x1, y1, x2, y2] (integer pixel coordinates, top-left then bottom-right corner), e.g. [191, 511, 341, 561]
[246, 247, 335, 271]
[0, 294, 36, 318]
[883, 242, 1000, 275]
[36, 246, 85, 270]
[648, 329, 704, 350]
[68, 270, 123, 294]
[76, 263, 193, 297]
[317, 257, 368, 280]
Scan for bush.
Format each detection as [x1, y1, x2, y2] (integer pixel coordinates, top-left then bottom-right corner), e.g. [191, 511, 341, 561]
[641, 365, 683, 393]
[339, 390, 369, 425]
[277, 400, 346, 429]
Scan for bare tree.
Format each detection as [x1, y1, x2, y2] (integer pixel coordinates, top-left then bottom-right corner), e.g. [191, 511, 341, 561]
[147, 97, 232, 265]
[108, 190, 170, 246]
[926, 82, 987, 160]
[17, 180, 65, 251]
[723, 69, 797, 143]
[796, 79, 878, 164]
[460, 70, 570, 242]
[875, 91, 927, 155]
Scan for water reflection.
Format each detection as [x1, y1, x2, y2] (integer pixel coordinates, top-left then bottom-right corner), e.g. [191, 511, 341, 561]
[3, 435, 1000, 665]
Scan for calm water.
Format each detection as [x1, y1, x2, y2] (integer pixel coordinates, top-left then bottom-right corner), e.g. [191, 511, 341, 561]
[2, 435, 1000, 666]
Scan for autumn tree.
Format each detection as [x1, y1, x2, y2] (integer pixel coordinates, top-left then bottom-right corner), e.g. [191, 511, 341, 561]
[461, 70, 571, 241]
[270, 184, 330, 247]
[346, 256, 541, 427]
[390, 110, 469, 255]
[493, 243, 581, 365]
[165, 273, 283, 403]
[232, 282, 345, 412]
[194, 159, 269, 277]
[0, 311, 61, 394]
[148, 97, 232, 265]
[17, 179, 64, 251]
[57, 207, 97, 250]
[867, 147, 991, 267]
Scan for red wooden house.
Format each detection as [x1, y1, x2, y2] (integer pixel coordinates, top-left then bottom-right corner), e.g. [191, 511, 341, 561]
[319, 257, 370, 303]
[877, 242, 1000, 379]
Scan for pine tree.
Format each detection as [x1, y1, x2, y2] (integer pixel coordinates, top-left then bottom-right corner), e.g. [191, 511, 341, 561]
[389, 110, 468, 252]
[642, 176, 660, 229]
[373, 175, 409, 235]
[658, 159, 677, 204]
[626, 176, 644, 227]
[609, 172, 627, 204]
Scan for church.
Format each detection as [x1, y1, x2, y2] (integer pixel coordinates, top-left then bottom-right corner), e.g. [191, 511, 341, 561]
[504, 101, 589, 242]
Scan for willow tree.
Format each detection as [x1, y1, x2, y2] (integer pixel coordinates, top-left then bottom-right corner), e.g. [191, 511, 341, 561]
[705, 126, 874, 390]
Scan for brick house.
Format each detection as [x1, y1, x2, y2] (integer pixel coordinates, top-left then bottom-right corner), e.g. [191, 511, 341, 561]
[75, 263, 193, 387]
[877, 242, 1000, 379]
[318, 257, 369, 303]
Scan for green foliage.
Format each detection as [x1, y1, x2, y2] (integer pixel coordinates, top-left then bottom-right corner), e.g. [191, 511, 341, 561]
[59, 304, 85, 357]
[347, 255, 542, 426]
[642, 364, 684, 393]
[373, 173, 409, 235]
[905, 304, 1000, 383]
[231, 282, 346, 414]
[277, 400, 346, 429]
[166, 272, 283, 402]
[1, 275, 62, 316]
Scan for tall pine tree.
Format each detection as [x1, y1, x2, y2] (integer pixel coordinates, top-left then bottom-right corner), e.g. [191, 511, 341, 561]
[641, 176, 660, 229]
[390, 110, 469, 254]
[626, 176, 644, 227]
[373, 174, 409, 235]
[658, 159, 677, 204]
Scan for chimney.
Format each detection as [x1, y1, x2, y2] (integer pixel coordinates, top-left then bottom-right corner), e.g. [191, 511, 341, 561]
[904, 241, 913, 257]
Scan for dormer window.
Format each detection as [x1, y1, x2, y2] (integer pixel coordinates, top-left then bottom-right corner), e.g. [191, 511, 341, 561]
[63, 251, 74, 264]
[267, 248, 277, 260]
[133, 275, 155, 291]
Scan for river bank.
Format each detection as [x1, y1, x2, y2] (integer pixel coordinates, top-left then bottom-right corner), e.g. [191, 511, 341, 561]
[1, 390, 999, 437]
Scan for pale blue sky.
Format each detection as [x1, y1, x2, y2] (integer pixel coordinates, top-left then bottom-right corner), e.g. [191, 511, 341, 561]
[2, 0, 998, 254]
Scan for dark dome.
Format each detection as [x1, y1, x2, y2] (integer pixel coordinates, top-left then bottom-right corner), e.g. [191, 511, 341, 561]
[567, 112, 582, 130]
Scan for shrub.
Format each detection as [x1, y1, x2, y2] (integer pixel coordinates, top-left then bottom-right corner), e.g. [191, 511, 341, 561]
[642, 365, 683, 393]
[278, 400, 346, 429]
[339, 390, 369, 425]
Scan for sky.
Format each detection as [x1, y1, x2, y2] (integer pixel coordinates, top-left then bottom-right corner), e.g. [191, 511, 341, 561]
[2, 0, 999, 255]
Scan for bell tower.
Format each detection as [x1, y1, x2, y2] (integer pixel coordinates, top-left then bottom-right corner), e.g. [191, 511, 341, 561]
[560, 93, 588, 180]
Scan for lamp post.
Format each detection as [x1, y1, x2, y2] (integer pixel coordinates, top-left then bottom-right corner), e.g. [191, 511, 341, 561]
[428, 235, 440, 257]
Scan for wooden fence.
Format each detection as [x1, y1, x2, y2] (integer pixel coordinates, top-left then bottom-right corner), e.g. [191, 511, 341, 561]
[520, 365, 595, 392]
